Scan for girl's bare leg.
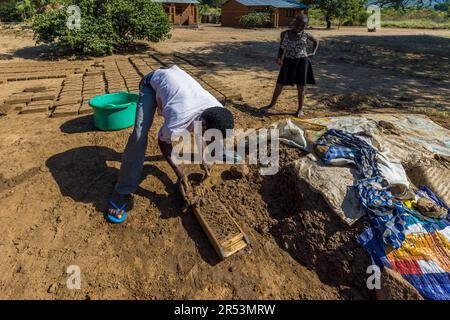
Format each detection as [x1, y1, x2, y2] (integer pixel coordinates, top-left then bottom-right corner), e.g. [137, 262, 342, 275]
[263, 83, 283, 109]
[296, 85, 305, 116]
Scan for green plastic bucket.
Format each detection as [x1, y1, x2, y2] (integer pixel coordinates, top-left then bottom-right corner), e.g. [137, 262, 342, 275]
[89, 92, 139, 131]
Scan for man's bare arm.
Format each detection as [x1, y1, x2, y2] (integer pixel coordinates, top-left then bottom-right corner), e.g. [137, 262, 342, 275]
[158, 139, 189, 198]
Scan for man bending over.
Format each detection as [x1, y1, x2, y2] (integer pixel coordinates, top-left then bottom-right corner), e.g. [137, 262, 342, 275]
[107, 65, 234, 223]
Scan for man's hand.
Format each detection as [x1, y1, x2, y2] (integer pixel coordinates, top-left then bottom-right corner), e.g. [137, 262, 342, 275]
[177, 174, 190, 200]
[276, 58, 283, 66]
[200, 162, 212, 180]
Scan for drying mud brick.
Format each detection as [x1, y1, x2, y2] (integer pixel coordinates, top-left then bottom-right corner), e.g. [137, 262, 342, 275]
[0, 103, 14, 114]
[4, 96, 32, 105]
[28, 100, 54, 108]
[19, 104, 48, 114]
[60, 92, 82, 100]
[55, 98, 82, 107]
[13, 103, 27, 111]
[52, 104, 80, 118]
[85, 70, 103, 76]
[24, 85, 47, 93]
[32, 93, 56, 102]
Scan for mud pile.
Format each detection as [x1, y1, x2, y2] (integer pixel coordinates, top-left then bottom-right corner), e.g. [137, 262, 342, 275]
[320, 93, 383, 111]
[212, 146, 373, 299]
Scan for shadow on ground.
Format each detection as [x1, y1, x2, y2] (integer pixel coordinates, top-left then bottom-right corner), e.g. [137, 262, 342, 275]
[182, 34, 449, 102]
[11, 42, 152, 61]
[260, 159, 373, 299]
[60, 115, 96, 133]
[45, 145, 219, 265]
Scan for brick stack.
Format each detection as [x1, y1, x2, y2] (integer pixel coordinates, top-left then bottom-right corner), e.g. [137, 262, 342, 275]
[115, 57, 141, 93]
[1, 85, 58, 115]
[79, 69, 106, 115]
[129, 56, 154, 77]
[51, 74, 83, 117]
[104, 58, 127, 93]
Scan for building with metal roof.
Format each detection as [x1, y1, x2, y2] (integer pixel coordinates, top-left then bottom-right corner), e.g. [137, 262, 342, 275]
[221, 0, 308, 28]
[153, 0, 199, 26]
[153, 0, 199, 4]
[232, 0, 307, 9]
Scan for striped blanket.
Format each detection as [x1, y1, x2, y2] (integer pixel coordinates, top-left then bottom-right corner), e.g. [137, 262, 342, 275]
[358, 215, 450, 300]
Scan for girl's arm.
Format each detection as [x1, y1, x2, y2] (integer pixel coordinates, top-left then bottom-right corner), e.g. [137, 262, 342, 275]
[307, 33, 319, 56]
[277, 31, 286, 64]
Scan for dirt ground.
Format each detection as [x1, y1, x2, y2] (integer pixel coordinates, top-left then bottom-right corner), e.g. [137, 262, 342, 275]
[0, 24, 449, 299]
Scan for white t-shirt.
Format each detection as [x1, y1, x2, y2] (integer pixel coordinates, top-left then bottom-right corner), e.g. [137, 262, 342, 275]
[150, 65, 223, 143]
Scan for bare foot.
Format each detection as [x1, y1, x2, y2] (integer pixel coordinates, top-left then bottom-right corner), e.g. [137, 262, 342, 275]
[295, 109, 305, 117]
[261, 104, 275, 110]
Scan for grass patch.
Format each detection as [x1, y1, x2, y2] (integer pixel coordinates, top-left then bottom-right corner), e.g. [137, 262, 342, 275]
[382, 19, 450, 29]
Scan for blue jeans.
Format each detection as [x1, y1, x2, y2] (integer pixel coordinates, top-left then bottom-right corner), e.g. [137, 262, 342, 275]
[115, 73, 157, 195]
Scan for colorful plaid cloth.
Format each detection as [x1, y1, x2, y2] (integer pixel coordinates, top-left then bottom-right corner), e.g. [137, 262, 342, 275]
[354, 176, 409, 249]
[315, 129, 450, 299]
[358, 213, 450, 300]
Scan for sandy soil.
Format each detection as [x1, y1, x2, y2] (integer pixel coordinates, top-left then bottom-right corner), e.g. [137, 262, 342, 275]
[0, 24, 449, 299]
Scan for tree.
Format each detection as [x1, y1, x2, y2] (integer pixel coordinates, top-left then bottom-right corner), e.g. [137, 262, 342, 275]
[374, 0, 436, 9]
[435, 0, 450, 11]
[303, 0, 365, 29]
[32, 0, 171, 56]
[199, 0, 221, 7]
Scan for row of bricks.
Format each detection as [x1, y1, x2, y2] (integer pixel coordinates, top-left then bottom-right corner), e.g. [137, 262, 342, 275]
[116, 60, 140, 76]
[56, 75, 83, 106]
[135, 54, 238, 101]
[0, 73, 68, 82]
[0, 67, 85, 74]
[104, 60, 127, 93]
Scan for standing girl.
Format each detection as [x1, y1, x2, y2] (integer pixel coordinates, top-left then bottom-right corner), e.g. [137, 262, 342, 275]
[263, 14, 319, 117]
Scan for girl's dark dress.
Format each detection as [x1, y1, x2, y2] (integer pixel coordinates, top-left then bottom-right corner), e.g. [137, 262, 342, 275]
[277, 30, 316, 86]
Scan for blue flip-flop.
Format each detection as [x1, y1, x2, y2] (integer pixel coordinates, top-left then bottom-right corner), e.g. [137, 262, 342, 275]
[106, 198, 127, 224]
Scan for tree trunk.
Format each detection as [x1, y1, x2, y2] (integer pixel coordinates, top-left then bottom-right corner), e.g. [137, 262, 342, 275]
[326, 16, 332, 29]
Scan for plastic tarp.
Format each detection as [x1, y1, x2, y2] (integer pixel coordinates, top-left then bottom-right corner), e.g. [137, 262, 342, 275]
[272, 114, 449, 226]
[294, 155, 366, 225]
[306, 114, 450, 159]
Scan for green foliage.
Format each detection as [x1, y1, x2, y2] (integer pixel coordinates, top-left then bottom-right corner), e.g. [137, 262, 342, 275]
[0, 1, 23, 22]
[32, 0, 171, 56]
[240, 12, 272, 28]
[307, 3, 449, 29]
[0, 0, 66, 23]
[15, 0, 36, 20]
[303, 0, 365, 29]
[381, 7, 450, 29]
[198, 0, 221, 8]
[435, 0, 450, 12]
[199, 4, 221, 16]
